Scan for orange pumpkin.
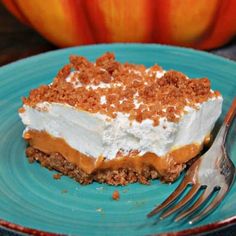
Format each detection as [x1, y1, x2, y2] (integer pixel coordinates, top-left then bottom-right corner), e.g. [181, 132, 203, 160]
[2, 0, 236, 49]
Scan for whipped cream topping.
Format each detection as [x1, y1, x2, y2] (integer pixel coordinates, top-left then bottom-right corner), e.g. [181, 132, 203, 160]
[19, 96, 222, 160]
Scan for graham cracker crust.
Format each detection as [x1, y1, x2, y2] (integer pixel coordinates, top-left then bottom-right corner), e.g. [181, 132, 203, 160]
[26, 147, 185, 186]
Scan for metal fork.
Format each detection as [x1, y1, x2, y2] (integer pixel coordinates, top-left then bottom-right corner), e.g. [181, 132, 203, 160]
[147, 97, 236, 224]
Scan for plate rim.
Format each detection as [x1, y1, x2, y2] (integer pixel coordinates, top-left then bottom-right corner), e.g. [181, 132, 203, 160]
[0, 43, 235, 235]
[1, 216, 236, 236]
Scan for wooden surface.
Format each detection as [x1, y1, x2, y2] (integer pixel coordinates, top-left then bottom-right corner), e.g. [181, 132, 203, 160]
[0, 3, 56, 66]
[0, 2, 236, 236]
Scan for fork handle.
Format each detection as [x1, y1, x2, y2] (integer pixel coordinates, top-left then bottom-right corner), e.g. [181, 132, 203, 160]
[224, 97, 236, 126]
[218, 97, 236, 144]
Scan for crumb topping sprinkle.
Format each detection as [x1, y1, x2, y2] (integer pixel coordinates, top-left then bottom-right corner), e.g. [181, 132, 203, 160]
[22, 52, 220, 125]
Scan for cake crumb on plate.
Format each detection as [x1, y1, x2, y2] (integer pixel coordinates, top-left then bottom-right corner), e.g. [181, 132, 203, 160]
[112, 190, 120, 200]
[53, 173, 62, 180]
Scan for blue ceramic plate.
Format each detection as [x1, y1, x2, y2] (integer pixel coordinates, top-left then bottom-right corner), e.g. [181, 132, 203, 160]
[0, 44, 235, 236]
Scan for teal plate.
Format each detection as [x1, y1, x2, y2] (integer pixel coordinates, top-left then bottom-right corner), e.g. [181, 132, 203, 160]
[0, 44, 235, 236]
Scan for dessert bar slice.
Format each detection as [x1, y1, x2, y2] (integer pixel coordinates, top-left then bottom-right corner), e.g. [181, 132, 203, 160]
[19, 53, 222, 185]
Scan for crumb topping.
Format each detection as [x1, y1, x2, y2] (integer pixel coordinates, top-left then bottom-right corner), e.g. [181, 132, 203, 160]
[53, 173, 62, 180]
[112, 190, 120, 200]
[22, 52, 220, 125]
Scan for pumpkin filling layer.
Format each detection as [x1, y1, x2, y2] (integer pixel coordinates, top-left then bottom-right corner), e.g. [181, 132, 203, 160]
[25, 130, 205, 185]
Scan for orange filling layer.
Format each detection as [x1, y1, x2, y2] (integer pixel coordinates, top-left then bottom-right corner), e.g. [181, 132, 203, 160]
[25, 130, 206, 176]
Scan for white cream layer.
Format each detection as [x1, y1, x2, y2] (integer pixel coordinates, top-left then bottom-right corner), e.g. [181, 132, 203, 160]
[19, 96, 222, 160]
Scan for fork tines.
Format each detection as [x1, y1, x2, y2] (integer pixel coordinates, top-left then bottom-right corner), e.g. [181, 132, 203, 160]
[147, 183, 228, 224]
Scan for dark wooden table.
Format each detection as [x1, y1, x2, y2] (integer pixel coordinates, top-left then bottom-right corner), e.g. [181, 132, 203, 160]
[0, 3, 235, 236]
[0, 3, 56, 66]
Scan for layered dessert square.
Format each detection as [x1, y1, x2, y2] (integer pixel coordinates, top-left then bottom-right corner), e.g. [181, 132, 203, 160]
[19, 52, 222, 185]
